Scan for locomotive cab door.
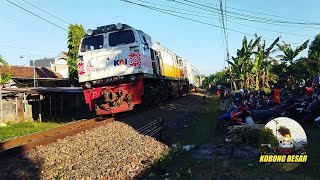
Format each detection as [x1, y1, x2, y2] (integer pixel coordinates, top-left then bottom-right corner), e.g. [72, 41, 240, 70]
[150, 48, 161, 77]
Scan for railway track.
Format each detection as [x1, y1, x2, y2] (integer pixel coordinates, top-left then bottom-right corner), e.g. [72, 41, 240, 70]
[0, 93, 200, 159]
[0, 117, 115, 159]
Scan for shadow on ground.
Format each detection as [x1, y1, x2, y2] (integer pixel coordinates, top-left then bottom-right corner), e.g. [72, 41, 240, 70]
[134, 95, 320, 180]
[0, 151, 42, 180]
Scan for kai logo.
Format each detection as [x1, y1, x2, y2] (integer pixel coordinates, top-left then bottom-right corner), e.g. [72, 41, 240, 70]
[114, 59, 128, 66]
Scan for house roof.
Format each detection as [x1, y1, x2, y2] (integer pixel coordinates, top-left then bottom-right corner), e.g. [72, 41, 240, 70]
[0, 65, 64, 79]
[31, 58, 55, 67]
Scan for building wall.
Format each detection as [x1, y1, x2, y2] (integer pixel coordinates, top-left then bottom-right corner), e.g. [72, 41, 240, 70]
[51, 64, 69, 78]
[1, 96, 33, 123]
[1, 92, 91, 123]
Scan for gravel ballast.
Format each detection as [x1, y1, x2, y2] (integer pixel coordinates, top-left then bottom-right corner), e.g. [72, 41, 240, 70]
[0, 93, 206, 179]
[0, 122, 168, 179]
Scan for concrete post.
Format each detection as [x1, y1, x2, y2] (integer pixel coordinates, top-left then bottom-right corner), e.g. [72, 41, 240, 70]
[38, 94, 42, 122]
[49, 95, 52, 120]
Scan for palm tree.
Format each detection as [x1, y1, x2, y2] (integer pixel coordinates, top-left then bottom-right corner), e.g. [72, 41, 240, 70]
[276, 40, 310, 88]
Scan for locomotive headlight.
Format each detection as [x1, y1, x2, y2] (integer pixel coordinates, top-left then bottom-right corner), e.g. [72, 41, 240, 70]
[85, 82, 92, 89]
[87, 29, 93, 36]
[129, 75, 136, 81]
[116, 23, 123, 30]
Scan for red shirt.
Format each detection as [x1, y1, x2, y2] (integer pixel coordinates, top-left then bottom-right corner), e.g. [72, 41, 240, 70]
[273, 89, 281, 104]
[305, 87, 313, 97]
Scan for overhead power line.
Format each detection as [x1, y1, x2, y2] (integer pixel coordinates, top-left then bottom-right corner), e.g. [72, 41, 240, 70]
[179, 0, 320, 26]
[120, 0, 303, 45]
[134, 0, 213, 16]
[5, 0, 68, 31]
[167, 0, 320, 30]
[124, 0, 313, 40]
[2, 14, 63, 39]
[166, 0, 316, 37]
[121, 0, 251, 34]
[195, 1, 319, 23]
[21, 0, 70, 25]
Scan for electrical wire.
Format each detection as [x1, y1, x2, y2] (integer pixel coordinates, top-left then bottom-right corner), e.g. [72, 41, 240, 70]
[166, 0, 320, 30]
[0, 14, 64, 39]
[133, 0, 214, 16]
[200, 0, 319, 24]
[21, 0, 70, 25]
[5, 0, 67, 31]
[180, 0, 320, 26]
[121, 0, 306, 44]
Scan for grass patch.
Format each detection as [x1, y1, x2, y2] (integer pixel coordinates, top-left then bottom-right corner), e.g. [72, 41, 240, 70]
[138, 95, 320, 179]
[0, 122, 64, 142]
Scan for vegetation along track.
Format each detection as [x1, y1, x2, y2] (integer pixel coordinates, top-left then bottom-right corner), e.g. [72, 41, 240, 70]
[0, 117, 116, 159]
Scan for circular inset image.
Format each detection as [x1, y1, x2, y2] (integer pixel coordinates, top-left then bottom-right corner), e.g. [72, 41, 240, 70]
[259, 117, 308, 172]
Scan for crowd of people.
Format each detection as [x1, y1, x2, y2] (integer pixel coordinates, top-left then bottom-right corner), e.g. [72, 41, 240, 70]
[215, 82, 320, 107]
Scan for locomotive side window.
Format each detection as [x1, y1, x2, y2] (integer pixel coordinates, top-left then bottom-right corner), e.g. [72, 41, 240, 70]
[108, 30, 135, 47]
[150, 49, 155, 61]
[142, 35, 147, 43]
[81, 35, 104, 52]
[179, 59, 183, 66]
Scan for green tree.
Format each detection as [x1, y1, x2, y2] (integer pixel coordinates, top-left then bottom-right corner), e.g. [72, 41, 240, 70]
[0, 56, 12, 85]
[67, 24, 86, 81]
[252, 37, 280, 90]
[228, 35, 261, 89]
[276, 40, 310, 88]
[308, 34, 320, 75]
[277, 40, 309, 65]
[258, 127, 279, 153]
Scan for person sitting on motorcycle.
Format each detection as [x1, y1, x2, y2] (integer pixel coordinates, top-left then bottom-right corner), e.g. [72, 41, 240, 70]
[258, 88, 267, 100]
[270, 84, 281, 104]
[305, 83, 313, 99]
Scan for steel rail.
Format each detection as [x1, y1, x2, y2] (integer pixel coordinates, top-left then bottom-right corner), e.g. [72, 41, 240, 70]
[0, 118, 114, 159]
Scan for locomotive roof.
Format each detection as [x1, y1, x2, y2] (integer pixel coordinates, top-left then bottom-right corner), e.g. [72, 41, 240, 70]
[85, 24, 133, 37]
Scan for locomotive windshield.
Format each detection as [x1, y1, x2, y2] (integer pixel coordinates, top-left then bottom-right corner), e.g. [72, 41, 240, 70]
[81, 35, 104, 52]
[108, 30, 135, 47]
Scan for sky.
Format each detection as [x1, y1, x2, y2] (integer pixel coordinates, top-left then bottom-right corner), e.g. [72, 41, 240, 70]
[265, 117, 307, 142]
[0, 0, 319, 76]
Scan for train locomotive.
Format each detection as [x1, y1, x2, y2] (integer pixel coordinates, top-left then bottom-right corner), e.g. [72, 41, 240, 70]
[277, 135, 294, 154]
[77, 23, 202, 115]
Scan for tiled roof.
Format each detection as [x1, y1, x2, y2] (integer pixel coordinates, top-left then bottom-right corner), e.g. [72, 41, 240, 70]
[0, 66, 64, 79]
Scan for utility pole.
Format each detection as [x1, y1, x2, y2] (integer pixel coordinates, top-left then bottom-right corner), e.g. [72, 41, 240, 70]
[20, 56, 36, 87]
[227, 52, 233, 91]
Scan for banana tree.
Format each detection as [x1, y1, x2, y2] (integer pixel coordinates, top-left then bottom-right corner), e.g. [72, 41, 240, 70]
[252, 37, 280, 90]
[228, 35, 261, 89]
[276, 40, 310, 88]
